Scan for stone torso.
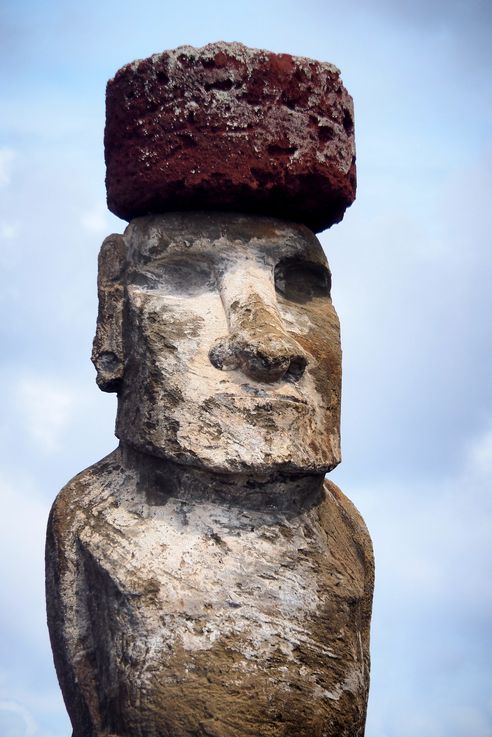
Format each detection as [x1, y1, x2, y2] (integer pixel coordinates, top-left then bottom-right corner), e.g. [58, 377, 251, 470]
[46, 449, 373, 737]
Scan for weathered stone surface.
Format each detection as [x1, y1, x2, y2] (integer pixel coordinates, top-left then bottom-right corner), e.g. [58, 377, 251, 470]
[99, 213, 343, 475]
[105, 42, 356, 232]
[47, 212, 374, 736]
[46, 449, 373, 737]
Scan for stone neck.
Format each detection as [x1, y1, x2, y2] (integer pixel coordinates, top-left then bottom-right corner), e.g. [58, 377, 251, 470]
[119, 442, 326, 514]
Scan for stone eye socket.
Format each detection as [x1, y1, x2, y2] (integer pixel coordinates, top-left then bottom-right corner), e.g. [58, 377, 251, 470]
[129, 258, 216, 296]
[274, 258, 331, 302]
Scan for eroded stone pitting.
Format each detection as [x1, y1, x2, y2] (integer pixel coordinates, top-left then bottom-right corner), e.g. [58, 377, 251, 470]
[105, 42, 356, 232]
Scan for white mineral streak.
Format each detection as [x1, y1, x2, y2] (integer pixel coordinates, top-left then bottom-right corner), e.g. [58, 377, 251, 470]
[80, 489, 321, 656]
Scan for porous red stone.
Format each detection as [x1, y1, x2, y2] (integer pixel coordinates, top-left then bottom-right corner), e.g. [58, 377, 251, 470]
[105, 42, 356, 232]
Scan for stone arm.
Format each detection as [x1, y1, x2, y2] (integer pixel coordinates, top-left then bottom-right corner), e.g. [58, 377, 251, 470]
[324, 479, 375, 680]
[46, 488, 106, 737]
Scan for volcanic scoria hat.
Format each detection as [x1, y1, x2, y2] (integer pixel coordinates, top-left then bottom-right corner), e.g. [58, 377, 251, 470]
[105, 42, 356, 233]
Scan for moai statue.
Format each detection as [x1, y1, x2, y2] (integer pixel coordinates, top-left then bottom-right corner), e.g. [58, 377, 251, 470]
[46, 43, 374, 737]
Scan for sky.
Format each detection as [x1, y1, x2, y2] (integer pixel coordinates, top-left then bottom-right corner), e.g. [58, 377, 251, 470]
[0, 0, 491, 735]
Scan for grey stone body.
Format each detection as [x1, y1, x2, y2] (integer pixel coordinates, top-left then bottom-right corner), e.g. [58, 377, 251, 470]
[47, 450, 373, 737]
[46, 213, 374, 736]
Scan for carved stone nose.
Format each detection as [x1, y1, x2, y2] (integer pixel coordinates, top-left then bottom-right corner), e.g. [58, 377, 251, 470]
[209, 332, 307, 383]
[211, 263, 308, 383]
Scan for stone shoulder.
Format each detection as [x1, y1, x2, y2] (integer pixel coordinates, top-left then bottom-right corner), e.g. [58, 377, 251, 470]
[323, 478, 375, 572]
[47, 448, 125, 547]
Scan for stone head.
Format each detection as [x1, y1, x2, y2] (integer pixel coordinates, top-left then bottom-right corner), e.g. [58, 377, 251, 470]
[92, 212, 341, 475]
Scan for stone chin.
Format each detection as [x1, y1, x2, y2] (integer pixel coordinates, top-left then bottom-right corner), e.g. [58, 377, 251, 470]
[115, 390, 341, 476]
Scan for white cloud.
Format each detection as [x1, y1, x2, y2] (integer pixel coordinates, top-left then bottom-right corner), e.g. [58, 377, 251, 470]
[0, 701, 37, 737]
[448, 705, 492, 737]
[467, 424, 492, 475]
[16, 377, 76, 452]
[0, 474, 48, 643]
[0, 473, 71, 737]
[0, 222, 20, 240]
[0, 148, 16, 187]
[347, 421, 492, 737]
[0, 285, 20, 304]
[81, 201, 109, 235]
[359, 420, 492, 606]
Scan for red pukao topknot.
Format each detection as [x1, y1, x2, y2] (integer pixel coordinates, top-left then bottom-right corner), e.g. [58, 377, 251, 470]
[105, 41, 356, 232]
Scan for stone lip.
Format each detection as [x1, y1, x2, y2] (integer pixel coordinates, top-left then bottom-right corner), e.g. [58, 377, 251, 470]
[105, 42, 356, 232]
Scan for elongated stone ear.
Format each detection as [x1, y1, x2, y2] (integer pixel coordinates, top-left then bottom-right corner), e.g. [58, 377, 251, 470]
[91, 233, 126, 392]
